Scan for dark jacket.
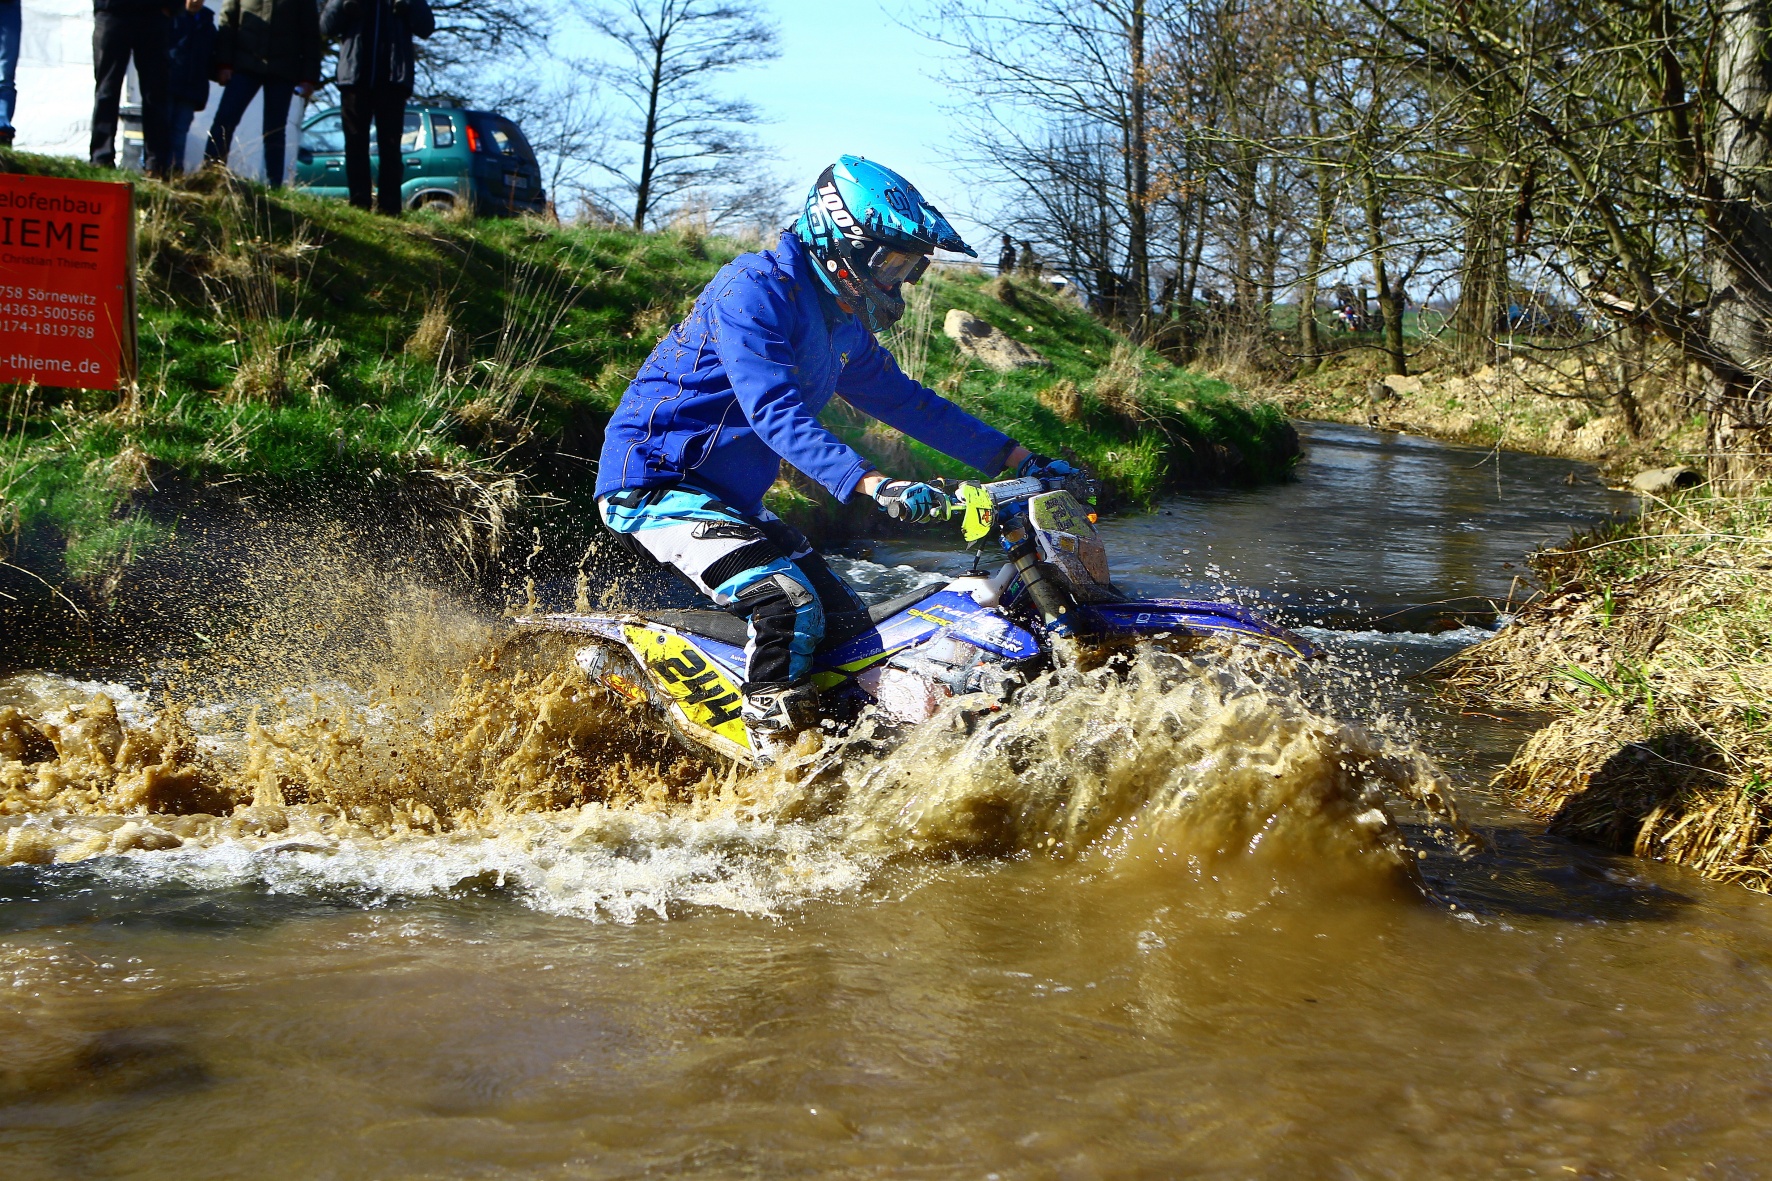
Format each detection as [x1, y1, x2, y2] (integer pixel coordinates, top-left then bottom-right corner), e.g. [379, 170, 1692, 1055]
[169, 6, 218, 108]
[596, 232, 1015, 516]
[214, 0, 322, 83]
[318, 0, 433, 90]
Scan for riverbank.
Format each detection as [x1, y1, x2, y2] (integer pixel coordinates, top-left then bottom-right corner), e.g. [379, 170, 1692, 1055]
[1272, 339, 1772, 891]
[1, 153, 1294, 654]
[1268, 344, 1772, 892]
[1436, 486, 1772, 891]
[1270, 337, 1704, 477]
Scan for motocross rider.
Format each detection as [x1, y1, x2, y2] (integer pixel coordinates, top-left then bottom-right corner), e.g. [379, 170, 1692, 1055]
[595, 155, 1073, 760]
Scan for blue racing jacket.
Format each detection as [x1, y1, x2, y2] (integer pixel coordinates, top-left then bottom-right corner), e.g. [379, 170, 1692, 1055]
[595, 232, 1016, 517]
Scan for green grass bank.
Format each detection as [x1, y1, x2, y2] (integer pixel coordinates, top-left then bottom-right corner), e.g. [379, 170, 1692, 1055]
[1, 152, 1294, 625]
[1438, 488, 1772, 891]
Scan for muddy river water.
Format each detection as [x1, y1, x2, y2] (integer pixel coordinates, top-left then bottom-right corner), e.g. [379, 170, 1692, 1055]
[7, 423, 1772, 1179]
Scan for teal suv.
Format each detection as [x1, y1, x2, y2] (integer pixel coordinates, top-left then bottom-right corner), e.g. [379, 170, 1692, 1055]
[295, 103, 547, 216]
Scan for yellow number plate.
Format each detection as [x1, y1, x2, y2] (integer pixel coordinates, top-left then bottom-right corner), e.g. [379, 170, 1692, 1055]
[623, 625, 751, 750]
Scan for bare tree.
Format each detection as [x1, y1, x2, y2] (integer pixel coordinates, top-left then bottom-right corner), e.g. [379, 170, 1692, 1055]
[414, 0, 548, 94]
[1705, 0, 1772, 485]
[1370, 0, 1772, 482]
[1297, 73, 1333, 367]
[927, 0, 1772, 479]
[922, 0, 1166, 338]
[581, 0, 780, 230]
[1173, 0, 1311, 347]
[956, 120, 1126, 313]
[482, 63, 610, 219]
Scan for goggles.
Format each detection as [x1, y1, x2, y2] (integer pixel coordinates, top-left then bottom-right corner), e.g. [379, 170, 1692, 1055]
[866, 246, 932, 288]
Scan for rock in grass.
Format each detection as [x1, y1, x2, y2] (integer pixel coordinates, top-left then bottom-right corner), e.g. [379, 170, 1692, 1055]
[1628, 466, 1703, 495]
[943, 310, 1049, 373]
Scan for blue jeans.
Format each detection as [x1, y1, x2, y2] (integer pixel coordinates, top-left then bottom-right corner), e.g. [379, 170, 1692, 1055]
[169, 101, 197, 173]
[0, 0, 20, 133]
[203, 71, 294, 186]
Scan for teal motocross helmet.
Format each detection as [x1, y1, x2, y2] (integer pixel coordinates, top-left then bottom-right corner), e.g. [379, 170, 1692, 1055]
[793, 155, 977, 333]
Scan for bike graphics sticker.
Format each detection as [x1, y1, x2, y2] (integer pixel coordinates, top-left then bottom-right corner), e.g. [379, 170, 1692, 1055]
[622, 625, 751, 750]
[957, 482, 995, 544]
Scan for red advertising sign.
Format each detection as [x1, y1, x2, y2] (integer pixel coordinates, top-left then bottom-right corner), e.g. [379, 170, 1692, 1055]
[0, 174, 137, 390]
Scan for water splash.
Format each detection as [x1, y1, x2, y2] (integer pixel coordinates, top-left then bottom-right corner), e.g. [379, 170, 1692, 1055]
[2, 621, 1462, 920]
[758, 648, 1456, 884]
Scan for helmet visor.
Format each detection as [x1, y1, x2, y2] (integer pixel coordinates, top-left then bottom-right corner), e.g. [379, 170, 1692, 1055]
[869, 247, 931, 288]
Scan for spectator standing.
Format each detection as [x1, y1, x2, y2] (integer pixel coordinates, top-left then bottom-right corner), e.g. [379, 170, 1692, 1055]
[167, 0, 216, 172]
[1018, 240, 1041, 280]
[90, 0, 174, 174]
[319, 0, 433, 215]
[996, 233, 1016, 277]
[0, 0, 19, 147]
[204, 0, 319, 185]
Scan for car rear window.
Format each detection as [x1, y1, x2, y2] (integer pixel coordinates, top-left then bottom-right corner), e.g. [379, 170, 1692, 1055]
[429, 112, 455, 149]
[402, 110, 422, 153]
[470, 114, 535, 162]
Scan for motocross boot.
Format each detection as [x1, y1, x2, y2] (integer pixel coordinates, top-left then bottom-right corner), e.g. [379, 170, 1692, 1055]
[741, 681, 821, 766]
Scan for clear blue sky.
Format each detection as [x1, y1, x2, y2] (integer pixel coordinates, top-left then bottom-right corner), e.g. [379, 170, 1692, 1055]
[556, 0, 1013, 246]
[546, 1, 1004, 247]
[699, 0, 1001, 250]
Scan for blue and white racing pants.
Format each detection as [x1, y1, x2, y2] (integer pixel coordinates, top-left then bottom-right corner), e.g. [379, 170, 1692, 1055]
[598, 486, 866, 690]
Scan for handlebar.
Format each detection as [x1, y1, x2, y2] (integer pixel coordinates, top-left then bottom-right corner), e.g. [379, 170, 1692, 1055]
[894, 471, 1098, 541]
[956, 472, 1099, 510]
[882, 471, 1098, 526]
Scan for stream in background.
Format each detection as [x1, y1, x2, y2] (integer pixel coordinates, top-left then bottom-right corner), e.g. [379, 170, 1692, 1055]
[6, 423, 1772, 1180]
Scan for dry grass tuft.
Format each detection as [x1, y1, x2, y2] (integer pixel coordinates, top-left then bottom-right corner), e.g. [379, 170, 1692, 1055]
[1, 384, 38, 553]
[228, 321, 342, 405]
[1439, 487, 1772, 888]
[882, 279, 936, 384]
[1494, 707, 1765, 886]
[405, 297, 463, 369]
[628, 302, 676, 345]
[983, 275, 1021, 307]
[857, 425, 917, 473]
[105, 444, 154, 495]
[442, 197, 477, 226]
[1039, 378, 1083, 424]
[379, 463, 522, 574]
[1272, 332, 1707, 472]
[1092, 342, 1148, 423]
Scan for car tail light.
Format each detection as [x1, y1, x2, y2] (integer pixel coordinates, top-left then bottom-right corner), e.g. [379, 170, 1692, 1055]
[466, 125, 480, 154]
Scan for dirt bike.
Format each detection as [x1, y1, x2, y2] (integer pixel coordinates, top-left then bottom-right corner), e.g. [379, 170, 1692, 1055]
[516, 472, 1316, 766]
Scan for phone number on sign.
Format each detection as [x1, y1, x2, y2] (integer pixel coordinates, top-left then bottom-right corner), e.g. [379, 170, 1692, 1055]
[0, 302, 98, 322]
[2, 318, 96, 339]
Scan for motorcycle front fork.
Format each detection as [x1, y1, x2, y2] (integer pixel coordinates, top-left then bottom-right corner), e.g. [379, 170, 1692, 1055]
[1003, 537, 1080, 641]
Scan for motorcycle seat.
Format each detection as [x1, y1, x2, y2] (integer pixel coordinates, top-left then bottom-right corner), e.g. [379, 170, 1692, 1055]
[647, 584, 940, 652]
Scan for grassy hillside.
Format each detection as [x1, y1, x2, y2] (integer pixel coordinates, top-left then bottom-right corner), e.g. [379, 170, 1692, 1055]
[882, 270, 1288, 488]
[0, 152, 1293, 599]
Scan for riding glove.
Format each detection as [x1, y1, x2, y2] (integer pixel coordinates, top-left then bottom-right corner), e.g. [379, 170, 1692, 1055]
[1017, 453, 1079, 480]
[873, 480, 952, 523]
